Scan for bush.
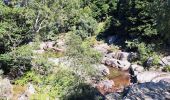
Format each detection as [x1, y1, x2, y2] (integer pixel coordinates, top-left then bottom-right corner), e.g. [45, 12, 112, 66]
[15, 67, 78, 99]
[162, 65, 170, 72]
[66, 33, 102, 78]
[126, 41, 159, 66]
[31, 55, 54, 75]
[75, 15, 98, 39]
[0, 45, 33, 78]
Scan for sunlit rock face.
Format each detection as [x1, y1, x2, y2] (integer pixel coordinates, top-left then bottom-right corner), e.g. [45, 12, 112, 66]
[160, 56, 170, 66]
[136, 71, 170, 83]
[0, 78, 13, 99]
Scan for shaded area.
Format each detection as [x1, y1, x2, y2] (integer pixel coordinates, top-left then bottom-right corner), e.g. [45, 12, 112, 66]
[66, 83, 105, 100]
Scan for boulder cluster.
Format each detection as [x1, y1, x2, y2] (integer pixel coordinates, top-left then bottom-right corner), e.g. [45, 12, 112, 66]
[93, 43, 170, 99]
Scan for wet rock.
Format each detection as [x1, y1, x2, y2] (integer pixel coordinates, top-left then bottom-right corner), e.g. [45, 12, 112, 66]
[0, 78, 13, 99]
[136, 71, 170, 83]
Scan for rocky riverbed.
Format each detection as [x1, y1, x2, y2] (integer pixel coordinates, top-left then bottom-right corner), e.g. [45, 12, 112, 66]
[93, 42, 170, 100]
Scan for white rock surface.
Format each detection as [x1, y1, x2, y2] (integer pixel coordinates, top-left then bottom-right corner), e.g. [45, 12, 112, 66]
[131, 64, 144, 75]
[160, 56, 170, 66]
[0, 78, 13, 99]
[94, 64, 110, 76]
[103, 58, 131, 70]
[137, 71, 170, 83]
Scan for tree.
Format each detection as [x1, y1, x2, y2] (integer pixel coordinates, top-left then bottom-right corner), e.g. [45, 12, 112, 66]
[149, 0, 170, 44]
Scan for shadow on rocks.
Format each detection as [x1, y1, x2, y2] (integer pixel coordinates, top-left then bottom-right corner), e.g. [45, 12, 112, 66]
[65, 83, 105, 100]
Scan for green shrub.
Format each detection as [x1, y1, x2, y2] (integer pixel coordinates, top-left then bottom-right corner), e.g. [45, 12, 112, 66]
[0, 45, 33, 78]
[163, 65, 170, 72]
[31, 55, 54, 75]
[15, 71, 42, 85]
[66, 33, 102, 77]
[126, 41, 159, 66]
[75, 15, 98, 39]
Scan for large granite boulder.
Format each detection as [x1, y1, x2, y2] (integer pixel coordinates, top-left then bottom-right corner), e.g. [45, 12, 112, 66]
[0, 78, 13, 99]
[106, 81, 170, 100]
[124, 81, 170, 100]
[136, 71, 170, 83]
[160, 56, 170, 66]
[130, 64, 144, 76]
[103, 58, 131, 71]
[111, 52, 138, 62]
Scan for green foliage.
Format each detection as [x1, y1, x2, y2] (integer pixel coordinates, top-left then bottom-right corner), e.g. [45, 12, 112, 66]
[148, 0, 170, 43]
[66, 33, 102, 77]
[163, 65, 170, 72]
[31, 53, 55, 75]
[0, 45, 33, 77]
[15, 71, 42, 85]
[126, 41, 159, 65]
[0, 1, 31, 53]
[89, 0, 118, 21]
[15, 67, 78, 99]
[115, 0, 157, 38]
[75, 15, 98, 39]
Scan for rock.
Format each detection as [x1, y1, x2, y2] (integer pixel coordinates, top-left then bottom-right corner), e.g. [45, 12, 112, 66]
[144, 57, 154, 68]
[93, 43, 110, 54]
[105, 81, 170, 100]
[136, 71, 170, 83]
[0, 78, 13, 99]
[18, 83, 35, 100]
[48, 58, 60, 65]
[103, 58, 131, 70]
[128, 52, 139, 62]
[40, 41, 55, 50]
[124, 81, 170, 100]
[130, 64, 144, 76]
[26, 83, 35, 94]
[105, 92, 122, 100]
[32, 50, 45, 54]
[96, 80, 115, 95]
[160, 56, 170, 66]
[118, 52, 129, 61]
[112, 52, 138, 61]
[112, 52, 128, 61]
[104, 53, 116, 59]
[94, 64, 110, 76]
